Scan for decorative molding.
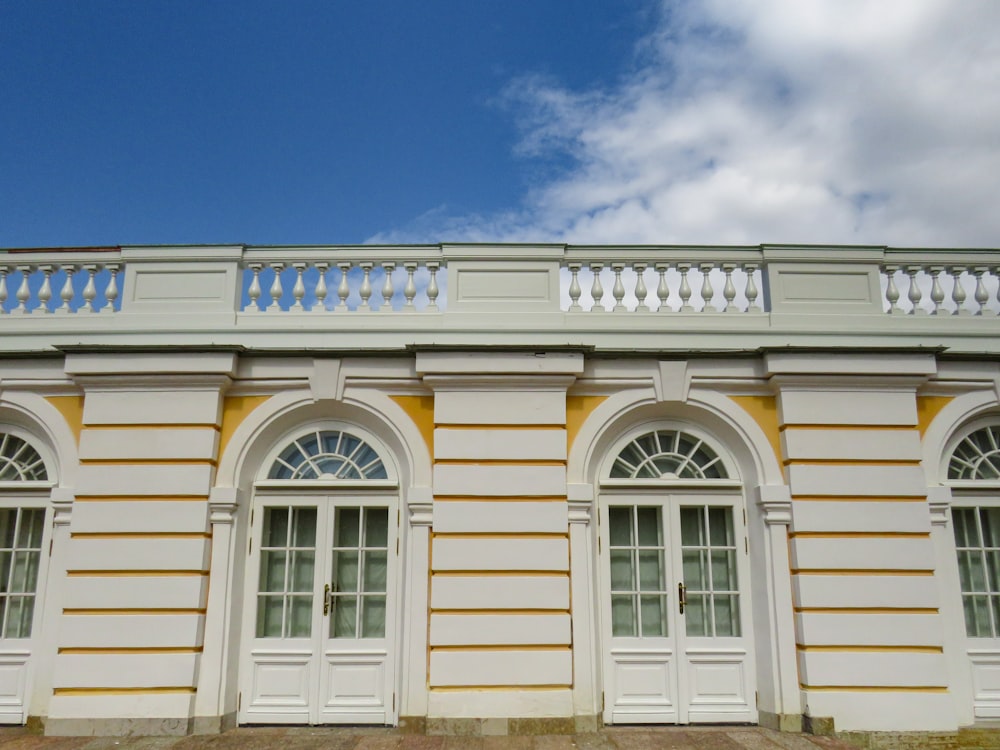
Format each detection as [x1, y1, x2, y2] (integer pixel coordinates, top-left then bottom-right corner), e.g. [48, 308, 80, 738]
[208, 487, 242, 525]
[568, 500, 591, 525]
[407, 486, 433, 527]
[926, 485, 952, 527]
[755, 485, 793, 526]
[50, 486, 75, 526]
[654, 360, 689, 403]
[309, 358, 344, 402]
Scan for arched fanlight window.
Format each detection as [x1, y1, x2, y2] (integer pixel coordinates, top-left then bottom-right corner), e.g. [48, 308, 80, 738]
[0, 433, 48, 482]
[267, 429, 388, 480]
[948, 425, 1000, 480]
[610, 429, 728, 480]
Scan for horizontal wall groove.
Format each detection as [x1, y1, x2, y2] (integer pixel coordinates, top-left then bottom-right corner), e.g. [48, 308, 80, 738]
[431, 532, 568, 540]
[79, 459, 217, 467]
[792, 569, 935, 576]
[434, 424, 565, 431]
[779, 424, 916, 432]
[789, 532, 930, 540]
[82, 424, 221, 432]
[792, 495, 927, 503]
[429, 685, 571, 692]
[53, 687, 196, 696]
[434, 459, 566, 467]
[63, 608, 207, 615]
[433, 496, 568, 503]
[794, 607, 939, 614]
[430, 609, 570, 616]
[783, 459, 922, 467]
[430, 645, 571, 652]
[431, 571, 570, 578]
[66, 570, 209, 578]
[796, 645, 943, 653]
[70, 532, 212, 540]
[58, 647, 203, 654]
[74, 495, 209, 503]
[800, 685, 947, 693]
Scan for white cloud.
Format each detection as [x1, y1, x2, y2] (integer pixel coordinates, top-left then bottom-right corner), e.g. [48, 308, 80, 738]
[370, 0, 1000, 246]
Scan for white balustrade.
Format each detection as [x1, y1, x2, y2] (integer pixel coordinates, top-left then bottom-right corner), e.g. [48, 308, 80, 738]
[880, 264, 1000, 316]
[0, 261, 122, 314]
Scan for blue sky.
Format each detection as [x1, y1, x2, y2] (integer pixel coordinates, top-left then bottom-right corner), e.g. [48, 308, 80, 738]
[3, 1, 999, 248]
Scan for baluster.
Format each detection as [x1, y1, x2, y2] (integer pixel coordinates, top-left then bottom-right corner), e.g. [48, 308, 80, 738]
[744, 263, 760, 312]
[589, 263, 605, 312]
[426, 262, 440, 311]
[678, 263, 694, 312]
[358, 263, 374, 310]
[884, 265, 901, 314]
[905, 266, 924, 315]
[567, 263, 583, 312]
[722, 263, 739, 313]
[655, 263, 670, 312]
[104, 264, 119, 313]
[268, 263, 285, 311]
[699, 263, 716, 312]
[337, 262, 352, 311]
[245, 264, 263, 312]
[80, 265, 98, 313]
[403, 263, 418, 312]
[928, 266, 945, 315]
[381, 262, 396, 311]
[634, 263, 649, 312]
[37, 265, 54, 313]
[313, 263, 329, 312]
[949, 266, 968, 316]
[58, 265, 76, 313]
[0, 267, 7, 314]
[611, 263, 627, 312]
[14, 266, 32, 314]
[973, 267, 989, 316]
[290, 263, 306, 311]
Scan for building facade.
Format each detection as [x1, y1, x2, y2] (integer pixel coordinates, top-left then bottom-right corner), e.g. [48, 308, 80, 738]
[0, 243, 999, 736]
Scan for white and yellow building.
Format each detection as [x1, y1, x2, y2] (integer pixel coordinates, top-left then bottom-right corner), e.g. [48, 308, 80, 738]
[1, 243, 1000, 736]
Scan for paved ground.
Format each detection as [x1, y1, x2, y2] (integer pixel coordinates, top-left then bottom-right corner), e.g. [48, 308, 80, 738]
[0, 726, 858, 750]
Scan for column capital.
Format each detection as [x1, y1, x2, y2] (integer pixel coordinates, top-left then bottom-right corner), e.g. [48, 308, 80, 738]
[755, 485, 792, 526]
[407, 486, 434, 527]
[208, 487, 242, 524]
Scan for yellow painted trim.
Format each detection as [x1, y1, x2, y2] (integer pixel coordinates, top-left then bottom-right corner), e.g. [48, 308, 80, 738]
[63, 608, 206, 615]
[429, 685, 570, 692]
[390, 395, 435, 457]
[434, 495, 567, 502]
[58, 647, 203, 654]
[435, 424, 565, 431]
[53, 687, 196, 696]
[784, 459, 922, 467]
[799, 683, 948, 693]
[431, 609, 570, 616]
[430, 645, 571, 652]
[917, 396, 955, 438]
[45, 396, 84, 445]
[730, 395, 782, 468]
[434, 459, 565, 466]
[79, 458, 216, 466]
[431, 532, 568, 541]
[566, 395, 608, 455]
[795, 607, 938, 614]
[218, 395, 270, 461]
[797, 645, 942, 653]
[70, 532, 211, 540]
[432, 570, 569, 578]
[779, 424, 916, 432]
[792, 569, 934, 576]
[793, 495, 926, 502]
[789, 532, 930, 540]
[66, 570, 208, 577]
[83, 423, 221, 431]
[74, 495, 208, 502]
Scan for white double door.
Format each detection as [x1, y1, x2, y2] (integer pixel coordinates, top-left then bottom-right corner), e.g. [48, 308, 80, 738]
[240, 493, 397, 725]
[599, 492, 756, 724]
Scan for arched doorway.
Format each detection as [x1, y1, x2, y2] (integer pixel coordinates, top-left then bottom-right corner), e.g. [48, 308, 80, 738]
[238, 424, 400, 725]
[597, 424, 757, 724]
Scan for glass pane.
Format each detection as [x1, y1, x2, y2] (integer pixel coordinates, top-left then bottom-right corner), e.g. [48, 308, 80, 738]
[9, 551, 39, 593]
[959, 551, 987, 592]
[680, 507, 703, 546]
[0, 510, 16, 548]
[708, 508, 733, 546]
[0, 551, 11, 594]
[713, 595, 741, 637]
[954, 508, 978, 547]
[983, 509, 1000, 548]
[291, 508, 317, 547]
[711, 550, 737, 591]
[256, 595, 284, 637]
[4, 597, 30, 639]
[289, 551, 314, 592]
[259, 551, 287, 592]
[611, 594, 636, 637]
[683, 550, 708, 590]
[685, 593, 708, 636]
[333, 596, 357, 638]
[364, 509, 389, 547]
[988, 551, 1000, 593]
[288, 595, 313, 638]
[638, 550, 663, 591]
[261, 508, 289, 548]
[640, 595, 667, 637]
[608, 508, 632, 546]
[636, 507, 660, 546]
[361, 596, 386, 637]
[965, 595, 992, 637]
[336, 509, 361, 547]
[17, 510, 45, 549]
[335, 551, 359, 593]
[610, 550, 635, 590]
[993, 596, 1000, 639]
[363, 551, 388, 593]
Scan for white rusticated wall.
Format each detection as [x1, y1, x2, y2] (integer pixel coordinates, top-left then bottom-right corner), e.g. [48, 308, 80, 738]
[45, 375, 226, 735]
[779, 381, 957, 731]
[426, 373, 575, 719]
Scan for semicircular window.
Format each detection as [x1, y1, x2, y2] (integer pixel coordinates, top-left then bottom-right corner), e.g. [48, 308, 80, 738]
[0, 433, 48, 482]
[268, 429, 388, 480]
[610, 429, 728, 480]
[949, 425, 1000, 480]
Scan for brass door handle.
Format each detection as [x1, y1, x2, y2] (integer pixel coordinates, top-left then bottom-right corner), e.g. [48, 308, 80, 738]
[678, 582, 686, 614]
[323, 583, 331, 615]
